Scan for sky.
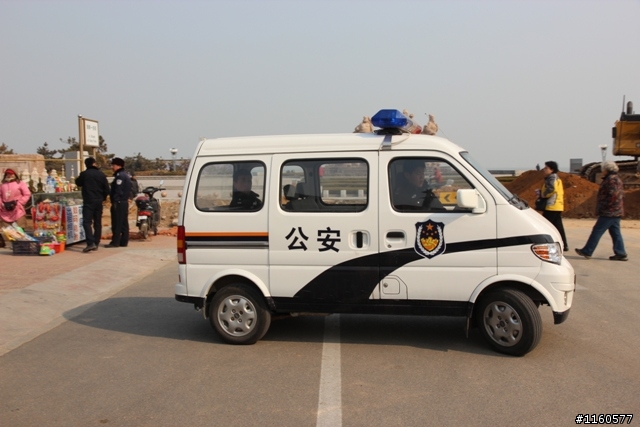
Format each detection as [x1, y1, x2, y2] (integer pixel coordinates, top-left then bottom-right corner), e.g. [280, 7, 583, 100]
[1, 0, 640, 171]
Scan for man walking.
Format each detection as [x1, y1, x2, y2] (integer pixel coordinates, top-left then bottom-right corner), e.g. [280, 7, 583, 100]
[75, 157, 110, 253]
[575, 161, 628, 261]
[106, 157, 132, 248]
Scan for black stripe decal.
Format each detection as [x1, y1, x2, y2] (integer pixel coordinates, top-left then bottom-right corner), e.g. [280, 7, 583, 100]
[186, 235, 269, 249]
[292, 234, 553, 303]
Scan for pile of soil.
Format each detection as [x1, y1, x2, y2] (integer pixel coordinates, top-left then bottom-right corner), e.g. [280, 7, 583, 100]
[504, 170, 640, 219]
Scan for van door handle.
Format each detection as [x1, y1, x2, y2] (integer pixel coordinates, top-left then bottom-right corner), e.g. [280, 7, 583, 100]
[387, 231, 404, 239]
[351, 231, 369, 249]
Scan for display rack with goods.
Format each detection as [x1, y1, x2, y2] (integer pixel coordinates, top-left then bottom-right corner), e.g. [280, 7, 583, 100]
[31, 192, 84, 244]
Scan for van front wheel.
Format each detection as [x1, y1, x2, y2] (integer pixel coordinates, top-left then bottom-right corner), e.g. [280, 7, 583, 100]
[476, 289, 542, 356]
[210, 284, 271, 345]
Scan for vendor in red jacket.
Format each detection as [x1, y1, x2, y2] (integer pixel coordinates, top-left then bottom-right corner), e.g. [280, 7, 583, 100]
[0, 169, 32, 248]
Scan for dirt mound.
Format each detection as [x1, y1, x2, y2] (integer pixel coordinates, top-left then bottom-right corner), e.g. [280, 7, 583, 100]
[504, 170, 640, 219]
[158, 226, 178, 237]
[156, 200, 180, 228]
[101, 199, 181, 240]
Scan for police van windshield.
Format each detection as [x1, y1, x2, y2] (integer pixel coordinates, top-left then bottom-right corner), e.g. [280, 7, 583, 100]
[459, 152, 528, 209]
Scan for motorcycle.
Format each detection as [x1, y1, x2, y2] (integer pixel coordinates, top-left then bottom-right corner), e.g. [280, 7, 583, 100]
[135, 180, 165, 239]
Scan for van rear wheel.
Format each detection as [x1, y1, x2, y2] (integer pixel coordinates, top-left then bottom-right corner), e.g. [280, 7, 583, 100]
[476, 289, 542, 356]
[210, 284, 271, 345]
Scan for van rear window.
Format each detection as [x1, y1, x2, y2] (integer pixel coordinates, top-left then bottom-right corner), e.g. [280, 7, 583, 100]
[281, 159, 368, 213]
[195, 161, 265, 212]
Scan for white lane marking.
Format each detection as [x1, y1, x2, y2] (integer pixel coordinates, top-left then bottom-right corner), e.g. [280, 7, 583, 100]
[316, 314, 342, 427]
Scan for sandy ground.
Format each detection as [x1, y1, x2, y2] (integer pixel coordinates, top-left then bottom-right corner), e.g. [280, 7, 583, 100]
[564, 218, 640, 229]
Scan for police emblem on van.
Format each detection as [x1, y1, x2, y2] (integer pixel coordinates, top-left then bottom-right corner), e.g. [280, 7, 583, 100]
[415, 219, 445, 259]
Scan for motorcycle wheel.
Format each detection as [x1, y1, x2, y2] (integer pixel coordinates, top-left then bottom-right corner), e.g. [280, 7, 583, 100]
[140, 222, 149, 239]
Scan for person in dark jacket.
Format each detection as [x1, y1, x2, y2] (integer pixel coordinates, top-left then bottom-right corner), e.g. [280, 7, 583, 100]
[230, 169, 262, 210]
[392, 160, 444, 211]
[75, 157, 110, 252]
[105, 157, 132, 248]
[129, 173, 140, 200]
[575, 161, 628, 261]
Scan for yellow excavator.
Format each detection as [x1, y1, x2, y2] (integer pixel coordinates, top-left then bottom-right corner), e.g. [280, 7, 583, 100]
[580, 99, 640, 188]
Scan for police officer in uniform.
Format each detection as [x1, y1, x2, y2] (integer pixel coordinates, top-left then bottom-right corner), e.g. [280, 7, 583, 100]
[230, 169, 262, 210]
[393, 160, 444, 211]
[106, 157, 132, 247]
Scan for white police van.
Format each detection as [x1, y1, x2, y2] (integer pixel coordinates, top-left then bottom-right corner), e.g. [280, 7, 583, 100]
[175, 109, 575, 356]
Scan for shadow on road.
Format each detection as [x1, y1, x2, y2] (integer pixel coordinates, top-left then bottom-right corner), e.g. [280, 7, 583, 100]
[64, 296, 500, 356]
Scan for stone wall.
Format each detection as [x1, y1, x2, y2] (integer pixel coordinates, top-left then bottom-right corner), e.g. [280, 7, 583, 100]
[0, 154, 46, 180]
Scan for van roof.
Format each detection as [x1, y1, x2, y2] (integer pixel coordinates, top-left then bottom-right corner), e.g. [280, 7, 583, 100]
[196, 133, 466, 157]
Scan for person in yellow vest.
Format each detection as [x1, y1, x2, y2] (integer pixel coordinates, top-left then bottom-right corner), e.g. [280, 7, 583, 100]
[540, 161, 568, 251]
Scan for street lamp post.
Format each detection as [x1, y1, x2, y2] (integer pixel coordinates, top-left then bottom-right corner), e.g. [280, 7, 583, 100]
[599, 144, 608, 163]
[170, 148, 178, 171]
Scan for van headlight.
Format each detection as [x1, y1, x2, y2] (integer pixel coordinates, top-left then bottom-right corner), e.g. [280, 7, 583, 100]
[531, 243, 562, 265]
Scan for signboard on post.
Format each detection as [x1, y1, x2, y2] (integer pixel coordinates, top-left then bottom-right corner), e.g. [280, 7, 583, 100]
[81, 118, 99, 147]
[78, 116, 99, 171]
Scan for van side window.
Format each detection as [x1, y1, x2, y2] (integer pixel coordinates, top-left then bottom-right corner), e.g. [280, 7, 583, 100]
[195, 161, 265, 212]
[281, 159, 368, 213]
[389, 158, 473, 212]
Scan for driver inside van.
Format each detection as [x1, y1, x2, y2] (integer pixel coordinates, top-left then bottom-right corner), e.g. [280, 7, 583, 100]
[230, 169, 262, 210]
[393, 160, 444, 211]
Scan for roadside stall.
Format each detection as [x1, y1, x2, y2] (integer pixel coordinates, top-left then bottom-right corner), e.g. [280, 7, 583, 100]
[32, 191, 84, 245]
[2, 190, 86, 255]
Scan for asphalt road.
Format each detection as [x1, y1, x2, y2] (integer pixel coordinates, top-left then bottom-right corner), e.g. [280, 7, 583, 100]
[0, 222, 639, 426]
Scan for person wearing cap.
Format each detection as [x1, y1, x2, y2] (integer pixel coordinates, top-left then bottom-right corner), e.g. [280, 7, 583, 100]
[106, 157, 132, 248]
[392, 159, 444, 211]
[575, 161, 628, 261]
[0, 169, 32, 248]
[75, 157, 110, 252]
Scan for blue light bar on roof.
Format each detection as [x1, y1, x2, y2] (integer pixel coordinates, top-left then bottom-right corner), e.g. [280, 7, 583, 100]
[371, 109, 408, 129]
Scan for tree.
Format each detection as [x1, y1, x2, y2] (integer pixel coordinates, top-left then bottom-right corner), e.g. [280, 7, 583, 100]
[58, 135, 112, 167]
[36, 142, 61, 171]
[124, 152, 156, 173]
[179, 158, 191, 172]
[153, 158, 169, 171]
[95, 136, 111, 166]
[59, 136, 79, 152]
[0, 143, 15, 154]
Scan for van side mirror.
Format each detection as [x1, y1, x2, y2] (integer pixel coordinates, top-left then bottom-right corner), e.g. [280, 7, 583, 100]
[457, 189, 486, 213]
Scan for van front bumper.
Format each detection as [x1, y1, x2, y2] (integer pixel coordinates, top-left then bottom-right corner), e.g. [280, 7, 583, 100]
[553, 309, 570, 324]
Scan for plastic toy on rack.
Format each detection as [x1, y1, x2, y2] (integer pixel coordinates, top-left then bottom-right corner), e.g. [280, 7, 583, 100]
[33, 198, 62, 233]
